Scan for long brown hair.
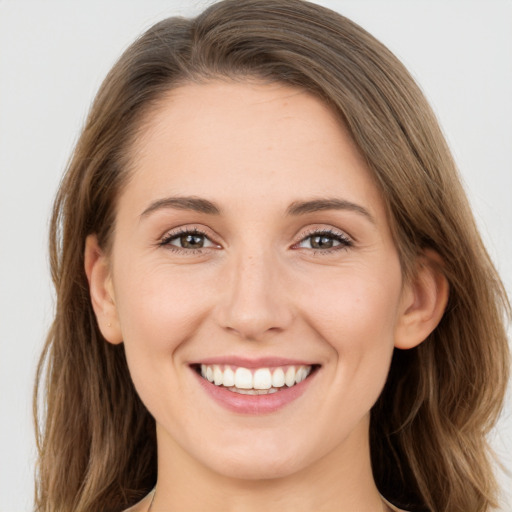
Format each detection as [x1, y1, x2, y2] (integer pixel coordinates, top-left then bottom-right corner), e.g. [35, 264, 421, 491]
[34, 1, 510, 511]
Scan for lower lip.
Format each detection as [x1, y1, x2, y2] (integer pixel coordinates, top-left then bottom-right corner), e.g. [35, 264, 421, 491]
[192, 367, 318, 414]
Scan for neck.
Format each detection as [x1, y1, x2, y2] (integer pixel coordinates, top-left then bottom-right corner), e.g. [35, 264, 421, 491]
[151, 419, 385, 512]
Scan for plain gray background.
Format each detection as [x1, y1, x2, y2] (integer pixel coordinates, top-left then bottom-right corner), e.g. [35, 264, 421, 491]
[1, 1, 511, 510]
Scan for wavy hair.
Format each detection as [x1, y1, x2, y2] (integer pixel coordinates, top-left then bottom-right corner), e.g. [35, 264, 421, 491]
[34, 1, 510, 511]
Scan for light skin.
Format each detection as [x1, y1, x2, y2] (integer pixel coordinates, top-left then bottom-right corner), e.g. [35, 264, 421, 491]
[85, 81, 448, 512]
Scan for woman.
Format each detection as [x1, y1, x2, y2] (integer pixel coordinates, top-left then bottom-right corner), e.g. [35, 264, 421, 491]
[34, 1, 510, 511]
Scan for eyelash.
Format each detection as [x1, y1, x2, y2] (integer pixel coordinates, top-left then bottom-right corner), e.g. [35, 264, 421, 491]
[293, 228, 353, 253]
[158, 227, 214, 255]
[158, 227, 353, 255]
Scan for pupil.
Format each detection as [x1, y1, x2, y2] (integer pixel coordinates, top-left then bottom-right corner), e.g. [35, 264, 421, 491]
[181, 234, 204, 248]
[311, 235, 333, 249]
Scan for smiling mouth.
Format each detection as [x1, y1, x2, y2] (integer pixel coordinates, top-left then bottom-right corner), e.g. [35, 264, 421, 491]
[193, 364, 319, 395]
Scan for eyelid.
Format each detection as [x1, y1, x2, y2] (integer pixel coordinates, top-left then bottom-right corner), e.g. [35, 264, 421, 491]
[295, 226, 353, 243]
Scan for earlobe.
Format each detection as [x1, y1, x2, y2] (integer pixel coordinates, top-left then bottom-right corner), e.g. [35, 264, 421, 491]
[84, 234, 123, 345]
[394, 250, 449, 350]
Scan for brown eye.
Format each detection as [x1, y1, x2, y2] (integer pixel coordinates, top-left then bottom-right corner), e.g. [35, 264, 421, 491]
[160, 229, 217, 251]
[310, 235, 335, 249]
[180, 233, 206, 249]
[297, 230, 352, 251]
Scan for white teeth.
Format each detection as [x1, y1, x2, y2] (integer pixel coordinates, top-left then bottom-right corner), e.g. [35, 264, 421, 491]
[232, 388, 258, 395]
[199, 364, 314, 391]
[229, 388, 279, 395]
[272, 368, 285, 388]
[229, 387, 277, 395]
[234, 367, 253, 389]
[213, 365, 223, 386]
[285, 367, 296, 387]
[296, 366, 308, 384]
[223, 366, 235, 387]
[253, 368, 272, 390]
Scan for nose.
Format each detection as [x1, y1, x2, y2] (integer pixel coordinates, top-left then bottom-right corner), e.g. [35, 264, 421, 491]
[215, 250, 293, 341]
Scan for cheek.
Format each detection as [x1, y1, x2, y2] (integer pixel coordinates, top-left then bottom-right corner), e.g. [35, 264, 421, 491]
[302, 269, 402, 349]
[295, 269, 402, 444]
[111, 263, 217, 417]
[299, 262, 402, 402]
[112, 262, 215, 356]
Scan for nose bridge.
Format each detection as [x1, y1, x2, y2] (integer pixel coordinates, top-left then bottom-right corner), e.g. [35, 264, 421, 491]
[217, 244, 292, 340]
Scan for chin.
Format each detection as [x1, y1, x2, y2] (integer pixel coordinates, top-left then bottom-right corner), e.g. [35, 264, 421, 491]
[198, 442, 311, 481]
[215, 458, 303, 481]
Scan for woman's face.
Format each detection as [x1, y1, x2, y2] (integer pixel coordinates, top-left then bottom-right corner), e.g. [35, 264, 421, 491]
[105, 81, 409, 480]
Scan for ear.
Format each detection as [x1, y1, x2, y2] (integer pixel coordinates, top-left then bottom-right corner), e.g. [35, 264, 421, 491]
[84, 234, 123, 345]
[394, 249, 449, 350]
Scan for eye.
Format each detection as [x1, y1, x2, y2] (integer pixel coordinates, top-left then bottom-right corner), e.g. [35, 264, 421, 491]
[295, 229, 352, 251]
[160, 229, 218, 251]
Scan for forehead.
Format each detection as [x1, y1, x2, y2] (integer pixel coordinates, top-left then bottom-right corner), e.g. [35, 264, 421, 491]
[121, 80, 386, 223]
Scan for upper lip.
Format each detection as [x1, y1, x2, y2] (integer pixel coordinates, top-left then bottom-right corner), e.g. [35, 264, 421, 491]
[190, 356, 318, 368]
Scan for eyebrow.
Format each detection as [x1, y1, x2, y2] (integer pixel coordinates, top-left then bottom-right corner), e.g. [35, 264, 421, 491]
[140, 196, 221, 218]
[286, 198, 375, 223]
[140, 195, 374, 223]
